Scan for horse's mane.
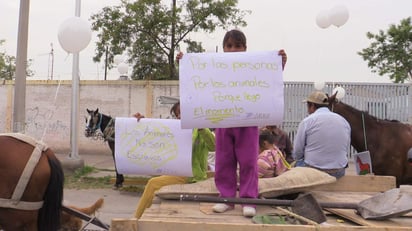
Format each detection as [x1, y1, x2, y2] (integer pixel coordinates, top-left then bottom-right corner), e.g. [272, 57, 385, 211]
[100, 112, 113, 120]
[98, 112, 115, 141]
[338, 101, 400, 123]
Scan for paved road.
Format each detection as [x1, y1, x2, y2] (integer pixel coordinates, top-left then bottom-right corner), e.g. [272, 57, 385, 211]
[63, 189, 138, 230]
[59, 153, 140, 230]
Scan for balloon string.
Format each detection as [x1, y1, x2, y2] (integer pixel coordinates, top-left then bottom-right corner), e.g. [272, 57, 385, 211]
[41, 78, 62, 142]
[64, 53, 71, 61]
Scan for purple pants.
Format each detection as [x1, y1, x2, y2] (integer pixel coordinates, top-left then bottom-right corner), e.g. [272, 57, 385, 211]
[214, 127, 259, 207]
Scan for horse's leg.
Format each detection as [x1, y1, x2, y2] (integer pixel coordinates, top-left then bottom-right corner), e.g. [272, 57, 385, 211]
[108, 140, 124, 188]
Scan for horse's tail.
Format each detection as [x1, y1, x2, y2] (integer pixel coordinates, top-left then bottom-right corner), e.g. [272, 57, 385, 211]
[37, 150, 64, 231]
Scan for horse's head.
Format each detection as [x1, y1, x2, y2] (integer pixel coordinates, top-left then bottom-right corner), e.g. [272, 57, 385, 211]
[327, 91, 340, 112]
[85, 108, 102, 137]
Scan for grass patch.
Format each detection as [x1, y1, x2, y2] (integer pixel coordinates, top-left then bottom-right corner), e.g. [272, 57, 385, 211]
[118, 185, 146, 193]
[64, 165, 148, 192]
[64, 166, 112, 189]
[73, 165, 96, 178]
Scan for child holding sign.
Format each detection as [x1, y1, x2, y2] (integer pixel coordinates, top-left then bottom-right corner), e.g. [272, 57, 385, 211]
[176, 29, 287, 217]
[133, 102, 215, 218]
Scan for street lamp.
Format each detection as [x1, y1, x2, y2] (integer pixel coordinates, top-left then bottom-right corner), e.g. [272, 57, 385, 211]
[117, 63, 129, 80]
[113, 54, 129, 80]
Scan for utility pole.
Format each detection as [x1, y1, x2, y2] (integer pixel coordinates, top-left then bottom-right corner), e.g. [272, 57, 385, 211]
[104, 45, 108, 80]
[69, 0, 81, 159]
[49, 43, 54, 80]
[13, 0, 30, 133]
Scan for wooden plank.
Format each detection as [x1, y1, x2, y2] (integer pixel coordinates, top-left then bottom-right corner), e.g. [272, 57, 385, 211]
[143, 200, 253, 224]
[312, 191, 412, 227]
[324, 208, 406, 226]
[137, 219, 412, 231]
[312, 191, 375, 204]
[126, 175, 412, 231]
[311, 175, 396, 192]
[325, 208, 412, 227]
[136, 196, 412, 229]
[312, 191, 374, 225]
[110, 218, 138, 231]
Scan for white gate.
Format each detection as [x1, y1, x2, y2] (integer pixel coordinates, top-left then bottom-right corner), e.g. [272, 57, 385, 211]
[281, 82, 410, 156]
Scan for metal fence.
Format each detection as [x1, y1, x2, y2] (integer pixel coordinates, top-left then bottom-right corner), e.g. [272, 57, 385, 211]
[281, 82, 411, 156]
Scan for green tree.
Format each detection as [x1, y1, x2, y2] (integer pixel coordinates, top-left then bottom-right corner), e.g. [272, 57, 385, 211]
[0, 40, 16, 80]
[0, 40, 34, 80]
[90, 0, 248, 80]
[358, 17, 412, 83]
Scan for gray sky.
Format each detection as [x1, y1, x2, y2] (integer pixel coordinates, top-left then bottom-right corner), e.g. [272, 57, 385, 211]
[1, 0, 411, 82]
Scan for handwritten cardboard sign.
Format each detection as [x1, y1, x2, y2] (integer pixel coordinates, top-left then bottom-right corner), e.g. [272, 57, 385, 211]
[114, 117, 193, 176]
[179, 51, 284, 128]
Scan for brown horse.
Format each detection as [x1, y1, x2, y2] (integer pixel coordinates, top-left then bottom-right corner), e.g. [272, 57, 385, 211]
[0, 134, 64, 231]
[328, 93, 412, 186]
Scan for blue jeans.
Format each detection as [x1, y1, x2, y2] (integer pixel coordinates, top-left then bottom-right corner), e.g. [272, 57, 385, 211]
[295, 159, 305, 167]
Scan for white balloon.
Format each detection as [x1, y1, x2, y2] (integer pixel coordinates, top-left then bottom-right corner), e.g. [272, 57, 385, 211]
[314, 81, 325, 90]
[329, 5, 349, 27]
[315, 10, 331, 29]
[58, 17, 92, 53]
[332, 86, 346, 100]
[114, 55, 124, 65]
[117, 63, 129, 75]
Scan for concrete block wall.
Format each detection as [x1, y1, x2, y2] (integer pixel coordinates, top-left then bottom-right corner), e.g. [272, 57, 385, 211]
[1, 80, 180, 155]
[2, 80, 409, 157]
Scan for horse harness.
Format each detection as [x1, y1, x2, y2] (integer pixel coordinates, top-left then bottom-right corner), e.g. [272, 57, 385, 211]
[0, 133, 47, 210]
[87, 113, 115, 142]
[103, 118, 115, 142]
[332, 102, 368, 150]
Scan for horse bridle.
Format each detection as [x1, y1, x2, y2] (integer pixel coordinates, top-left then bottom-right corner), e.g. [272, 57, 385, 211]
[361, 112, 368, 150]
[86, 112, 103, 133]
[86, 112, 115, 142]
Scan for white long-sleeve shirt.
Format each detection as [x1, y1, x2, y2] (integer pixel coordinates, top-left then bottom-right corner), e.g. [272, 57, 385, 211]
[293, 107, 351, 169]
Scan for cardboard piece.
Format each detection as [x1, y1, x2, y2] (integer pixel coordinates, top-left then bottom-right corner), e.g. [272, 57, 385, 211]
[353, 151, 373, 175]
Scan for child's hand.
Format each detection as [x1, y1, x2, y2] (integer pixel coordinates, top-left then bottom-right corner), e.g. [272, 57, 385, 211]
[278, 49, 287, 70]
[176, 51, 184, 64]
[133, 112, 145, 121]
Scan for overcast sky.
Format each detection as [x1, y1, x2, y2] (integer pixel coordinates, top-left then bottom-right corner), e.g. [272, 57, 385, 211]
[1, 0, 411, 83]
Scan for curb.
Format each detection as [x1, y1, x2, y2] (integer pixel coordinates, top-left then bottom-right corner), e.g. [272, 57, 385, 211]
[59, 157, 85, 175]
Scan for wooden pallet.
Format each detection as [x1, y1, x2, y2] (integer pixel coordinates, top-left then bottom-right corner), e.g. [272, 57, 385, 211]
[110, 175, 412, 231]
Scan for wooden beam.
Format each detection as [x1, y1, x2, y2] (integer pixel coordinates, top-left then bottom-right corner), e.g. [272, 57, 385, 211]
[136, 219, 412, 231]
[311, 175, 396, 192]
[111, 218, 138, 231]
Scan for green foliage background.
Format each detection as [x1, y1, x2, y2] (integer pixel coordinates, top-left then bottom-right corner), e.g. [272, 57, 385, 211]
[358, 17, 412, 83]
[90, 0, 249, 80]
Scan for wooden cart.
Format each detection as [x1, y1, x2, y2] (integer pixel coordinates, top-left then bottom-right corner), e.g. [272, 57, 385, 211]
[110, 175, 412, 231]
